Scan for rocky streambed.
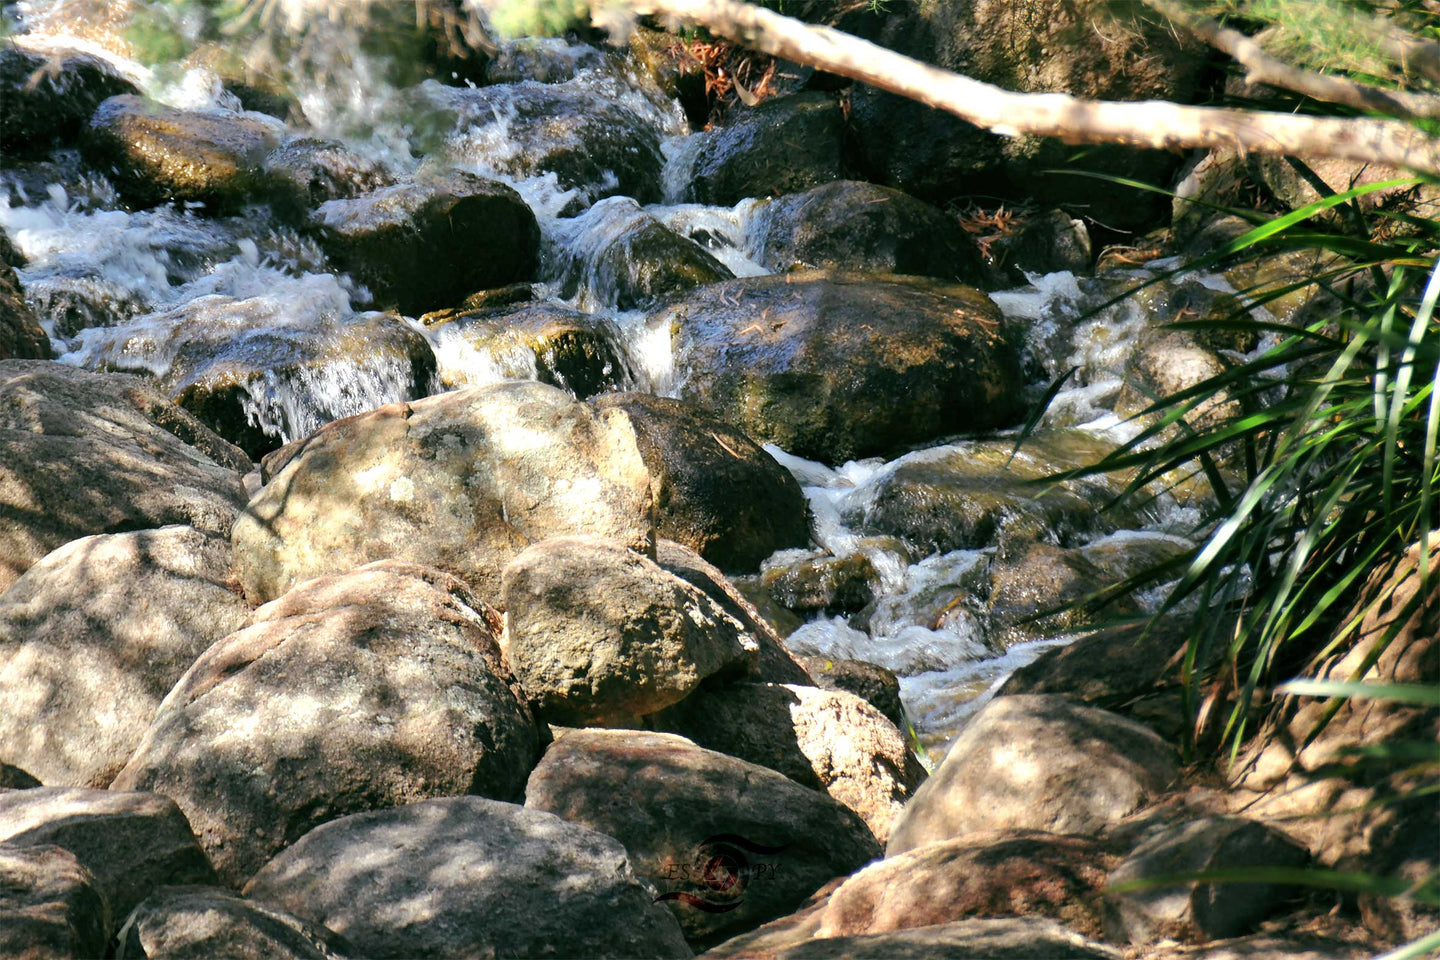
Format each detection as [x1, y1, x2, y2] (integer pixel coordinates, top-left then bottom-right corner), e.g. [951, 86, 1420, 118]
[0, 5, 1433, 959]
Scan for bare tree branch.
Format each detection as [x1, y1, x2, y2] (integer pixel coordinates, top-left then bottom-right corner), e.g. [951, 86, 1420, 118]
[1141, 0, 1440, 119]
[614, 0, 1440, 175]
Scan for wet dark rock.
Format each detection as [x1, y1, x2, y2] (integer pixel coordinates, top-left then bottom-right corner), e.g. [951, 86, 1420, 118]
[83, 95, 282, 212]
[848, 85, 1000, 204]
[796, 656, 905, 729]
[116, 885, 355, 960]
[484, 37, 609, 84]
[763, 552, 877, 615]
[0, 787, 215, 926]
[0, 526, 250, 789]
[988, 209, 1094, 280]
[243, 796, 692, 960]
[262, 137, 396, 218]
[310, 169, 538, 315]
[525, 729, 881, 944]
[111, 561, 541, 887]
[764, 917, 1121, 959]
[502, 536, 755, 725]
[985, 541, 1143, 645]
[677, 92, 845, 206]
[655, 271, 1025, 463]
[0, 361, 250, 594]
[593, 393, 809, 571]
[231, 381, 654, 604]
[0, 843, 109, 959]
[887, 695, 1179, 856]
[554, 197, 733, 310]
[0, 239, 50, 360]
[751, 181, 986, 286]
[0, 46, 137, 160]
[25, 274, 147, 339]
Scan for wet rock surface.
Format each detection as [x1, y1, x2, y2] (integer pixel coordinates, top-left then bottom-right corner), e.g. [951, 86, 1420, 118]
[0, 46, 137, 159]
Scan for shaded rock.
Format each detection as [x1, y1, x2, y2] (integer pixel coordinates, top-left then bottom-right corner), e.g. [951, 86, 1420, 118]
[0, 361, 250, 595]
[651, 683, 925, 844]
[553, 196, 733, 310]
[817, 831, 1113, 938]
[83, 96, 281, 212]
[525, 729, 881, 944]
[115, 885, 354, 959]
[0, 46, 137, 159]
[887, 695, 1179, 855]
[763, 552, 876, 615]
[1172, 149, 1248, 248]
[111, 561, 540, 887]
[750, 181, 986, 286]
[0, 764, 41, 790]
[311, 170, 538, 315]
[428, 300, 633, 398]
[986, 541, 1149, 645]
[0, 526, 249, 788]
[0, 787, 215, 925]
[1249, 155, 1420, 220]
[261, 137, 395, 217]
[677, 92, 845, 206]
[1105, 816, 1308, 945]
[1145, 933, 1378, 960]
[231, 380, 654, 603]
[0, 230, 51, 361]
[0, 843, 109, 960]
[771, 917, 1120, 959]
[593, 393, 809, 571]
[796, 656, 904, 729]
[502, 536, 754, 724]
[698, 878, 842, 959]
[656, 272, 1025, 462]
[243, 796, 692, 960]
[988, 209, 1093, 280]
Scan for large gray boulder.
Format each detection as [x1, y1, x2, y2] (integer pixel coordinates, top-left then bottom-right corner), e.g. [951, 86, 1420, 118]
[0, 361, 250, 595]
[115, 886, 354, 960]
[231, 380, 654, 604]
[525, 729, 881, 943]
[886, 695, 1179, 855]
[501, 536, 755, 725]
[243, 796, 692, 960]
[111, 561, 540, 887]
[0, 787, 215, 927]
[0, 843, 109, 959]
[766, 917, 1120, 959]
[0, 526, 250, 788]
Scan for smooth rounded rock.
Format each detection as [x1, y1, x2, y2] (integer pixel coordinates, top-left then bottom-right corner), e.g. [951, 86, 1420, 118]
[0, 46, 137, 158]
[115, 885, 354, 960]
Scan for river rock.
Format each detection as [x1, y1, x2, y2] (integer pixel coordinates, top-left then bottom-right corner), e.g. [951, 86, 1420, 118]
[111, 561, 540, 887]
[231, 380, 654, 603]
[655, 271, 1025, 462]
[0, 361, 250, 594]
[887, 695, 1179, 855]
[1116, 330, 1237, 430]
[484, 37, 610, 84]
[83, 95, 282, 212]
[796, 657, 905, 729]
[0, 526, 249, 788]
[997, 617, 1192, 714]
[750, 181, 986, 286]
[0, 46, 137, 159]
[676, 92, 845, 206]
[0, 764, 41, 790]
[429, 301, 632, 398]
[985, 541, 1145, 645]
[262, 137, 396, 218]
[816, 831, 1113, 938]
[553, 196, 733, 310]
[115, 886, 355, 960]
[651, 683, 925, 845]
[525, 729, 881, 943]
[0, 843, 109, 960]
[0, 239, 50, 361]
[766, 918, 1120, 959]
[593, 393, 809, 571]
[1105, 816, 1308, 944]
[311, 169, 538, 314]
[501, 536, 754, 725]
[243, 796, 692, 960]
[0, 787, 215, 926]
[763, 552, 877, 615]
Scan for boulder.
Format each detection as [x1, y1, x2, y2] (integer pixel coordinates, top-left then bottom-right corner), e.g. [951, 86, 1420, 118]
[111, 561, 540, 887]
[655, 272, 1025, 462]
[593, 393, 809, 571]
[0, 237, 50, 360]
[886, 695, 1179, 855]
[1142, 933, 1379, 960]
[762, 552, 877, 615]
[0, 526, 250, 788]
[83, 95, 282, 212]
[651, 683, 926, 844]
[0, 764, 41, 790]
[697, 878, 842, 959]
[0, 843, 109, 959]
[0, 46, 137, 159]
[984, 541, 1145, 645]
[0, 787, 215, 926]
[525, 729, 882, 943]
[795, 657, 905, 729]
[115, 886, 354, 960]
[750, 181, 986, 286]
[501, 536, 755, 724]
[243, 796, 692, 960]
[1116, 331, 1237, 430]
[261, 137, 396, 217]
[1104, 816, 1308, 945]
[0, 361, 250, 595]
[769, 917, 1120, 959]
[676, 92, 845, 206]
[231, 380, 654, 604]
[484, 37, 609, 84]
[987, 209, 1094, 281]
[311, 170, 538, 315]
